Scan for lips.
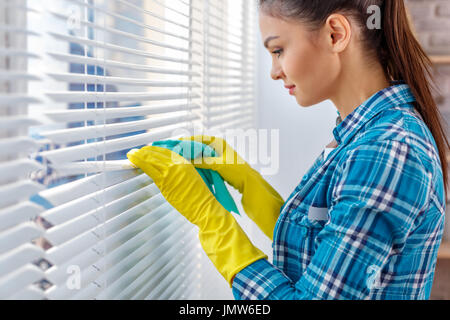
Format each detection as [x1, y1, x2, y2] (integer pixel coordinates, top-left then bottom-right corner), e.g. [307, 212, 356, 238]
[285, 84, 296, 95]
[290, 88, 296, 95]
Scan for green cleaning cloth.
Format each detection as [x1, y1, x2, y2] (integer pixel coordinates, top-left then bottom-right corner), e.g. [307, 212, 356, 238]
[151, 140, 240, 215]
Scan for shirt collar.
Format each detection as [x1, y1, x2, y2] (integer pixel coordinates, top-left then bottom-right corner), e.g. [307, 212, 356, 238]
[333, 81, 416, 145]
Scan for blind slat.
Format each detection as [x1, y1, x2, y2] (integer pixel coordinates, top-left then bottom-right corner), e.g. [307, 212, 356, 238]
[0, 159, 43, 185]
[0, 25, 40, 35]
[207, 111, 253, 127]
[9, 285, 46, 300]
[131, 240, 197, 300]
[48, 53, 200, 76]
[46, 91, 200, 103]
[44, 103, 200, 123]
[48, 161, 135, 179]
[0, 243, 44, 278]
[0, 48, 40, 58]
[70, 219, 194, 300]
[206, 97, 253, 108]
[205, 72, 254, 80]
[0, 265, 45, 299]
[0, 137, 41, 156]
[39, 125, 186, 163]
[0, 180, 44, 208]
[44, 202, 174, 268]
[217, 117, 253, 131]
[205, 90, 253, 99]
[0, 201, 44, 232]
[49, 11, 193, 54]
[66, 0, 192, 31]
[112, 232, 197, 300]
[0, 116, 42, 129]
[117, 0, 197, 26]
[98, 234, 193, 299]
[0, 222, 44, 256]
[41, 113, 198, 144]
[48, 73, 200, 88]
[146, 253, 198, 300]
[205, 102, 253, 117]
[51, 235, 193, 299]
[38, 169, 142, 207]
[49, 32, 197, 65]
[0, 71, 41, 81]
[0, 94, 41, 105]
[0, 1, 41, 13]
[42, 173, 154, 226]
[166, 269, 198, 300]
[45, 187, 164, 246]
[45, 203, 176, 284]
[62, 0, 191, 41]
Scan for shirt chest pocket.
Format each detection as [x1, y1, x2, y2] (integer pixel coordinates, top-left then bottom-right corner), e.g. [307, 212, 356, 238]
[291, 205, 329, 245]
[282, 206, 330, 268]
[291, 204, 329, 228]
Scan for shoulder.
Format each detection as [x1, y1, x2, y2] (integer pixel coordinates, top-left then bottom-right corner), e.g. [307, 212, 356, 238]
[344, 106, 441, 178]
[336, 139, 432, 189]
[333, 105, 444, 211]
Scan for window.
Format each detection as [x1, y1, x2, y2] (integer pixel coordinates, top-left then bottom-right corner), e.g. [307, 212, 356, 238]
[0, 0, 257, 299]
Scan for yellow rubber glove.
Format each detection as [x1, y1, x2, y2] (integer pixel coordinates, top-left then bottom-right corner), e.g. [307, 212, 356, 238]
[127, 146, 267, 286]
[179, 136, 284, 240]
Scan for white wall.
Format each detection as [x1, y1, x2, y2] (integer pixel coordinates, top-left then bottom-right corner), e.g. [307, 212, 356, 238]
[254, 23, 339, 200]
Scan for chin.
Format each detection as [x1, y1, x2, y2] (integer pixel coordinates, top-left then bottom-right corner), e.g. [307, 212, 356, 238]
[296, 96, 316, 108]
[296, 94, 325, 108]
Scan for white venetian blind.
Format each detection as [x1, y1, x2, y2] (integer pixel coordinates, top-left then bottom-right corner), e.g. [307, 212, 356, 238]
[0, 0, 258, 300]
[0, 0, 47, 300]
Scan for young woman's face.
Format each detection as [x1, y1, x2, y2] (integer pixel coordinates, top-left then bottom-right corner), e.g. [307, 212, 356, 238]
[259, 12, 341, 107]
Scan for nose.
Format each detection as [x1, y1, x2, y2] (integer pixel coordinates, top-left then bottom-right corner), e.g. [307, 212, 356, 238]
[270, 63, 284, 81]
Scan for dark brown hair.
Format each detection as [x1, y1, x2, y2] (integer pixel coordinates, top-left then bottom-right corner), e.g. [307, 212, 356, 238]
[259, 0, 450, 199]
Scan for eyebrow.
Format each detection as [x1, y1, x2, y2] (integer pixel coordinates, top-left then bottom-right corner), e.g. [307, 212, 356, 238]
[264, 36, 280, 49]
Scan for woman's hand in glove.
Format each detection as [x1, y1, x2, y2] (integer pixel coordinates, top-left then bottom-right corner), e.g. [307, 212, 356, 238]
[127, 145, 215, 226]
[179, 135, 285, 240]
[127, 146, 267, 286]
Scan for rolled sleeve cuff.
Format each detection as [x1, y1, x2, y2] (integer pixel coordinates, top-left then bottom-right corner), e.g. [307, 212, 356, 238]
[231, 259, 291, 300]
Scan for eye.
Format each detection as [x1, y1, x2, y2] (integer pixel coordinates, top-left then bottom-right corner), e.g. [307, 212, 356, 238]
[272, 49, 283, 58]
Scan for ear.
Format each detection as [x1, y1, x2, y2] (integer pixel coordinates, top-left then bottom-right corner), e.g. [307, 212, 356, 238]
[324, 13, 352, 53]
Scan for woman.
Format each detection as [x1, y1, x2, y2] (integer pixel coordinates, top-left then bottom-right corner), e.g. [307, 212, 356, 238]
[128, 0, 448, 300]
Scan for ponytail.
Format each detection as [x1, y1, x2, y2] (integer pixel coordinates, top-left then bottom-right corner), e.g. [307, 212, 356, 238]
[382, 0, 450, 199]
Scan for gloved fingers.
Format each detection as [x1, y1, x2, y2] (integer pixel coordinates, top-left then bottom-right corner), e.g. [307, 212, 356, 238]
[177, 136, 241, 164]
[144, 145, 191, 165]
[207, 139, 229, 156]
[127, 146, 188, 174]
[179, 135, 227, 153]
[127, 147, 161, 164]
[127, 149, 163, 181]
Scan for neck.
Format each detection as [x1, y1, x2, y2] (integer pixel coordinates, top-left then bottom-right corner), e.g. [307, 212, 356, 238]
[330, 60, 390, 121]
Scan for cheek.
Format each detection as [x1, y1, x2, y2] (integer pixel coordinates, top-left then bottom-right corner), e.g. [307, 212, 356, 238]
[286, 46, 339, 106]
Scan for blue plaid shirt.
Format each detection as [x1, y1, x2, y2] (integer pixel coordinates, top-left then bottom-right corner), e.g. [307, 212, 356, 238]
[232, 82, 446, 300]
